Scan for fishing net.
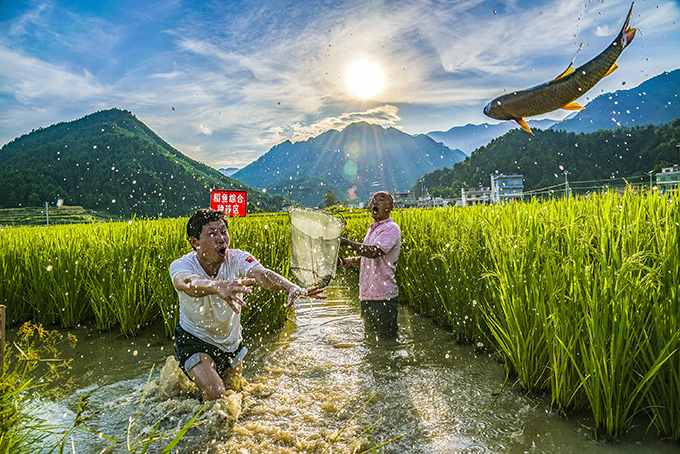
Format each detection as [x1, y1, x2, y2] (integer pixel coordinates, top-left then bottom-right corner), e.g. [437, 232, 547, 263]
[288, 206, 345, 288]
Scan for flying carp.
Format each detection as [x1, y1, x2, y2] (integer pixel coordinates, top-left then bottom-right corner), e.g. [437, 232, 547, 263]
[483, 2, 637, 134]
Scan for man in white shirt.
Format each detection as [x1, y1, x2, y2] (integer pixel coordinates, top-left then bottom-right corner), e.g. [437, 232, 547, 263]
[170, 209, 326, 401]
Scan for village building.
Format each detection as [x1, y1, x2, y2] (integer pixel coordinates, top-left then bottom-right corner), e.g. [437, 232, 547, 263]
[491, 173, 524, 204]
[393, 192, 418, 208]
[655, 165, 680, 191]
[461, 186, 492, 206]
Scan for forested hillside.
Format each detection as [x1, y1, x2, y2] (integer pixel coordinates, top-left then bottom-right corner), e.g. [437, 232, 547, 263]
[0, 109, 286, 218]
[418, 120, 680, 198]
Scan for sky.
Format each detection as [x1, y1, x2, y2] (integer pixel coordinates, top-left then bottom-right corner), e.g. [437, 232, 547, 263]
[1, 0, 679, 170]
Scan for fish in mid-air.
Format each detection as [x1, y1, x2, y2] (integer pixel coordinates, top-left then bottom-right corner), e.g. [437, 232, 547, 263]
[483, 2, 637, 134]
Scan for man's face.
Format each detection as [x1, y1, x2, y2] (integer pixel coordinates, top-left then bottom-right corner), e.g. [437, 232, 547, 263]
[369, 192, 393, 221]
[191, 220, 231, 262]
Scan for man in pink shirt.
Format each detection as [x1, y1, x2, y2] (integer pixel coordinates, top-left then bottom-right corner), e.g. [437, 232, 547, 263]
[340, 191, 402, 339]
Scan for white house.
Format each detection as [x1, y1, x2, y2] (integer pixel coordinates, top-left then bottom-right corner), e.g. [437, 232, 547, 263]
[461, 186, 491, 206]
[656, 165, 680, 191]
[491, 173, 524, 204]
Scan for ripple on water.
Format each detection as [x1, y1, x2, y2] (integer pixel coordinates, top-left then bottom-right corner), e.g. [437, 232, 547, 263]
[35, 280, 680, 454]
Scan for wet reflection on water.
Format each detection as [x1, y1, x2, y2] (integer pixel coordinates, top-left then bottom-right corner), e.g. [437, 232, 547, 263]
[34, 275, 677, 453]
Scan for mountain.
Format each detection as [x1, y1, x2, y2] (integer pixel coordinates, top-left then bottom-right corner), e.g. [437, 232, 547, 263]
[232, 122, 467, 205]
[417, 120, 680, 199]
[427, 119, 555, 155]
[218, 167, 239, 177]
[551, 69, 680, 134]
[0, 108, 285, 218]
[426, 70, 679, 153]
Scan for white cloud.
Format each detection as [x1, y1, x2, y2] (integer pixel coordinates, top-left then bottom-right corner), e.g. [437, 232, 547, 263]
[150, 71, 183, 79]
[5, 2, 50, 39]
[288, 105, 402, 143]
[635, 2, 680, 34]
[1, 0, 679, 169]
[0, 46, 108, 104]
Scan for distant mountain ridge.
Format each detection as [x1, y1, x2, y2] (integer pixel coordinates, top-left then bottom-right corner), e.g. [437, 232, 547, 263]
[426, 69, 679, 153]
[551, 69, 680, 133]
[427, 119, 555, 155]
[232, 121, 466, 205]
[417, 120, 680, 199]
[218, 167, 239, 177]
[0, 108, 285, 217]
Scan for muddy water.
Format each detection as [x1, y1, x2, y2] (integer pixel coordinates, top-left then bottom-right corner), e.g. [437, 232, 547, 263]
[36, 275, 676, 453]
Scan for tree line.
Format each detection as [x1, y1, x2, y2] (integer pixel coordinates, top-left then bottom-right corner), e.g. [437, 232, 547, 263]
[0, 109, 286, 218]
[416, 120, 680, 198]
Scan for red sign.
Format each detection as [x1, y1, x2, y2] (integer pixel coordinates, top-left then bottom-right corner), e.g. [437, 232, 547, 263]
[210, 190, 247, 217]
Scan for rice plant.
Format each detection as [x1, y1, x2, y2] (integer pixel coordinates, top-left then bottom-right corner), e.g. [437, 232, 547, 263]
[393, 208, 489, 342]
[2, 189, 680, 441]
[0, 323, 77, 453]
[390, 190, 680, 441]
[232, 214, 292, 332]
[0, 215, 299, 336]
[0, 242, 30, 325]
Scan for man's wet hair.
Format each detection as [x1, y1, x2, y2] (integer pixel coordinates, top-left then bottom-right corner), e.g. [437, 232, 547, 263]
[186, 209, 229, 243]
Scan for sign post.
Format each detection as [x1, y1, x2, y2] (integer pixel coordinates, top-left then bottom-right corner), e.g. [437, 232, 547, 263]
[210, 190, 248, 217]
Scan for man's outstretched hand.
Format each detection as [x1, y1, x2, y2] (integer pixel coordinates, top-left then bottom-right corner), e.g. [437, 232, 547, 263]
[286, 285, 327, 308]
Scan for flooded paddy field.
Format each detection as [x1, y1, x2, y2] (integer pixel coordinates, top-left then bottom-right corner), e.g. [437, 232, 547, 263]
[31, 276, 677, 453]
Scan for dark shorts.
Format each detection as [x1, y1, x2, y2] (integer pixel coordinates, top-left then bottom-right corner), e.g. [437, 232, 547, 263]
[173, 324, 247, 377]
[361, 297, 399, 339]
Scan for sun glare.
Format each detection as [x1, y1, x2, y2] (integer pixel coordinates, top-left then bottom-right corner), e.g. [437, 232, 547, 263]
[346, 60, 385, 100]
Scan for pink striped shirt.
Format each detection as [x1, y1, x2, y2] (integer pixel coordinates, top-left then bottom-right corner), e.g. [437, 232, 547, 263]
[359, 218, 401, 300]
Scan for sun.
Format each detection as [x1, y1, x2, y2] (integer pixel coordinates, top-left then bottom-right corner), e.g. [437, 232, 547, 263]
[346, 60, 385, 100]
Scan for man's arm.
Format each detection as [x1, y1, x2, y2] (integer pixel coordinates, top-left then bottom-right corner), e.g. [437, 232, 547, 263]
[172, 271, 254, 314]
[246, 264, 326, 308]
[340, 237, 385, 259]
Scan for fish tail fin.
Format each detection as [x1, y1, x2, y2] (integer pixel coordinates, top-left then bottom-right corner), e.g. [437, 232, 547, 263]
[515, 118, 533, 135]
[619, 3, 636, 48]
[625, 27, 637, 48]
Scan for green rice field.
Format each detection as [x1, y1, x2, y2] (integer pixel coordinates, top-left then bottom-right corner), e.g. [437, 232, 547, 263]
[1, 190, 679, 442]
[0, 205, 118, 227]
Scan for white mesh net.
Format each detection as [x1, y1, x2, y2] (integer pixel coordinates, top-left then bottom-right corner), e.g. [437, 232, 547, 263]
[288, 207, 346, 288]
